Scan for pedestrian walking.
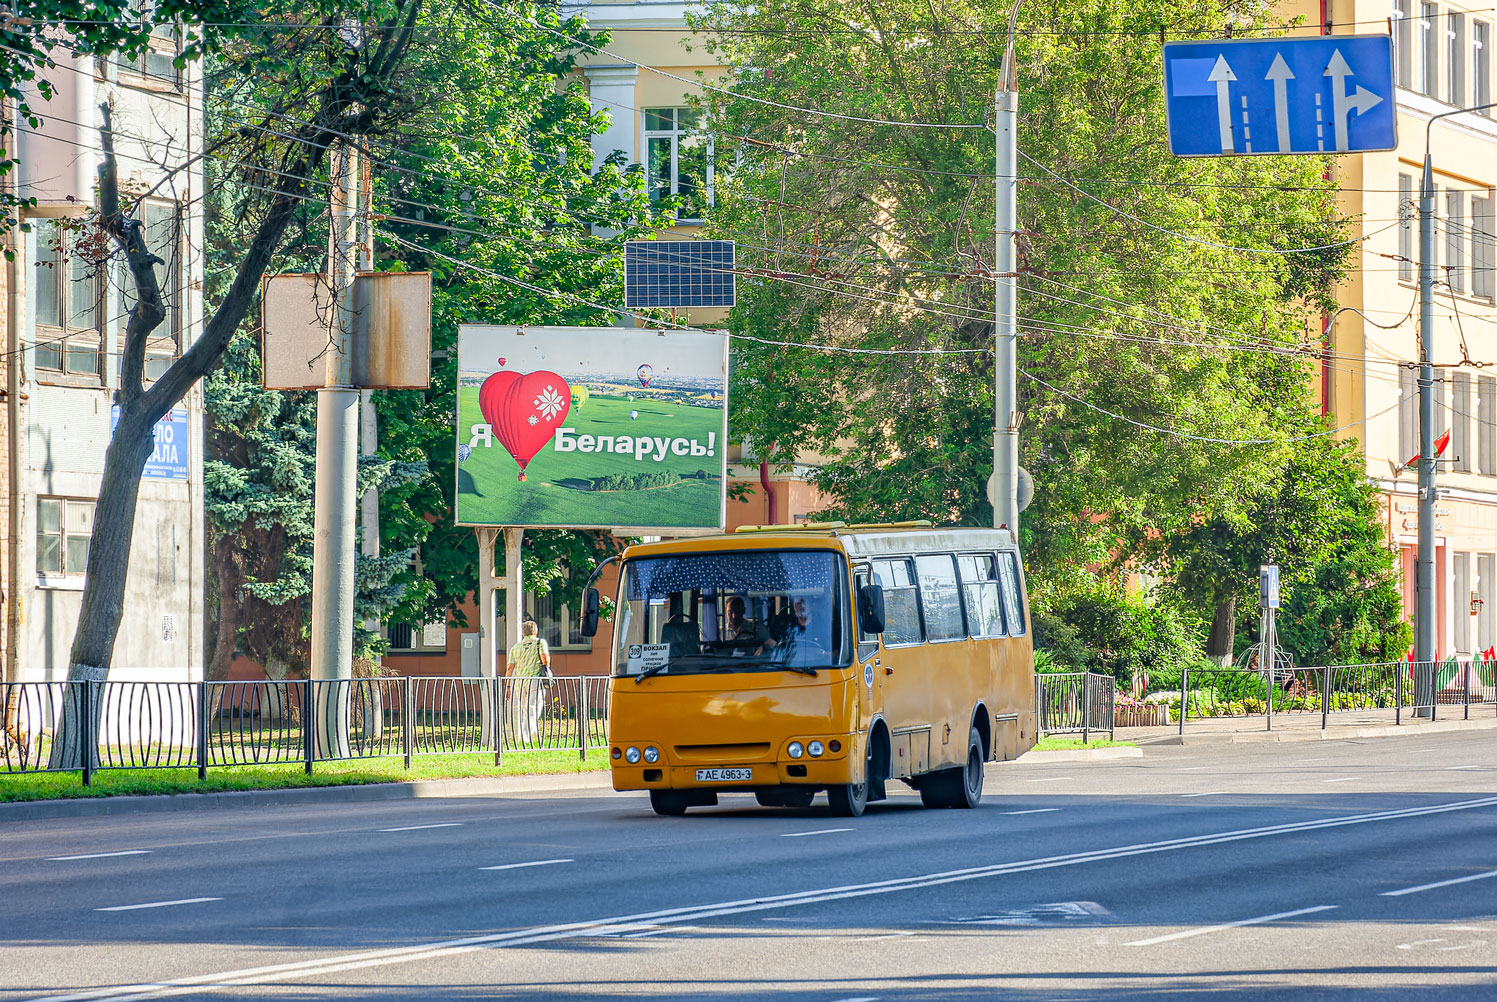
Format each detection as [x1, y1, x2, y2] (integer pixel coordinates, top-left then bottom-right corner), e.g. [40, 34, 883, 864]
[506, 620, 551, 745]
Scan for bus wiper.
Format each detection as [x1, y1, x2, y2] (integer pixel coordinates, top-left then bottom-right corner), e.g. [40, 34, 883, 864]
[634, 661, 672, 683]
[780, 664, 818, 676]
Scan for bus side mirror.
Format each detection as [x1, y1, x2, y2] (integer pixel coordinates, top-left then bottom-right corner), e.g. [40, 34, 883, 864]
[580, 588, 601, 637]
[858, 584, 886, 635]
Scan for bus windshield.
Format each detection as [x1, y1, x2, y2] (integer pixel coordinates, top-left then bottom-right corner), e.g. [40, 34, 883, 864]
[613, 550, 851, 677]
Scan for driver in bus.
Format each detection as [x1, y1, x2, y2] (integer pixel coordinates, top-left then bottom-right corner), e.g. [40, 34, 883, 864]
[721, 595, 773, 656]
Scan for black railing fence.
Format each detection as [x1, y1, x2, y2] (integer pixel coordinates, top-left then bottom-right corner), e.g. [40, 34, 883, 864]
[0, 676, 608, 784]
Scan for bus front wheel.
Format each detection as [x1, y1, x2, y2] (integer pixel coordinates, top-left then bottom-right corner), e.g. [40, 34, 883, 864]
[649, 790, 691, 816]
[828, 741, 874, 817]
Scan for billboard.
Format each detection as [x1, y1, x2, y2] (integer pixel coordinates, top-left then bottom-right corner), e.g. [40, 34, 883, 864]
[456, 325, 728, 531]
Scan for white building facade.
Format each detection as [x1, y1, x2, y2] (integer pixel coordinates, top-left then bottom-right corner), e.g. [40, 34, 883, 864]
[2, 27, 206, 684]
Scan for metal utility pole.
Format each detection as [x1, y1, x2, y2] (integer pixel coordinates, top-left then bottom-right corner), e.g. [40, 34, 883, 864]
[309, 140, 360, 755]
[1415, 147, 1436, 717]
[993, 0, 1023, 533]
[1414, 102, 1496, 716]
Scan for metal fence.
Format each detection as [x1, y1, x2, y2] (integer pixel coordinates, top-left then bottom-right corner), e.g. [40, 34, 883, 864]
[1172, 659, 1497, 734]
[1037, 672, 1115, 741]
[0, 675, 610, 784]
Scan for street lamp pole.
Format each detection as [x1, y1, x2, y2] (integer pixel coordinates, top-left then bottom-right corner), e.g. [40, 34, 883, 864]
[993, 1, 1023, 534]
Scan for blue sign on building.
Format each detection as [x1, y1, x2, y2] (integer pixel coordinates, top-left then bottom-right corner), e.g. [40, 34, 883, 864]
[110, 407, 191, 481]
[1163, 35, 1397, 157]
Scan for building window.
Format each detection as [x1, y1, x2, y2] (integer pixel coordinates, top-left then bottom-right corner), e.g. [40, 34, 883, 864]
[385, 620, 448, 653]
[1447, 13, 1466, 105]
[1399, 173, 1415, 281]
[1479, 375, 1497, 475]
[643, 107, 712, 221]
[526, 591, 591, 651]
[1401, 364, 1419, 465]
[1454, 370, 1473, 472]
[1476, 21, 1492, 114]
[128, 200, 181, 379]
[1394, 0, 1414, 88]
[36, 497, 95, 578]
[1474, 194, 1495, 300]
[113, 4, 181, 88]
[1446, 188, 1465, 293]
[31, 217, 102, 379]
[1418, 2, 1439, 97]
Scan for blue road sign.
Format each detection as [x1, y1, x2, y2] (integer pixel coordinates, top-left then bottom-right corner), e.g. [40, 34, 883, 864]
[110, 406, 190, 480]
[1163, 35, 1397, 157]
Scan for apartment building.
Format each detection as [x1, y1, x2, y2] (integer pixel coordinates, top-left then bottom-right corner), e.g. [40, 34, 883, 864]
[1, 27, 206, 684]
[1279, 1, 1497, 659]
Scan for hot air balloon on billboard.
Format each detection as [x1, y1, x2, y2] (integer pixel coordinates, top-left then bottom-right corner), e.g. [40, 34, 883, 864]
[636, 363, 654, 388]
[570, 384, 590, 409]
[629, 410, 639, 421]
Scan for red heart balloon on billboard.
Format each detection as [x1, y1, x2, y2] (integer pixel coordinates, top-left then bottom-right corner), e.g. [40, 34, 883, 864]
[490, 370, 571, 481]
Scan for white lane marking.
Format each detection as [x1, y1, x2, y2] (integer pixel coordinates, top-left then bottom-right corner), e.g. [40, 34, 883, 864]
[1446, 765, 1480, 771]
[1180, 791, 1227, 798]
[1323, 777, 1357, 784]
[33, 796, 1497, 1002]
[478, 859, 573, 872]
[377, 823, 463, 832]
[1381, 869, 1497, 897]
[1026, 777, 1069, 783]
[1124, 905, 1337, 947]
[1296, 758, 1328, 764]
[622, 925, 697, 939]
[829, 997, 881, 1002]
[782, 828, 854, 838]
[95, 898, 222, 913]
[1174, 766, 1214, 772]
[47, 850, 152, 861]
[1396, 939, 1447, 950]
[1000, 809, 1061, 816]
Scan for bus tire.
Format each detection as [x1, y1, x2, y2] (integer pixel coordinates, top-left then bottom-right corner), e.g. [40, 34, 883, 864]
[920, 727, 985, 809]
[827, 740, 872, 817]
[756, 787, 816, 808]
[649, 790, 691, 816]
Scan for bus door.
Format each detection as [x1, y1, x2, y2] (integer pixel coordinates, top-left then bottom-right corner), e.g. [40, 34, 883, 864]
[869, 556, 932, 777]
[854, 565, 881, 725]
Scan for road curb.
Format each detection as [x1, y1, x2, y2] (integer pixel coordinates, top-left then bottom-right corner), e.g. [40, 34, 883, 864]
[1011, 746, 1144, 764]
[1123, 713, 1497, 746]
[0, 771, 616, 823]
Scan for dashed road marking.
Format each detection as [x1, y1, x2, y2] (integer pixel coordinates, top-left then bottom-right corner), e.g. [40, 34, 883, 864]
[1125, 905, 1337, 947]
[47, 851, 151, 861]
[96, 897, 222, 913]
[1180, 791, 1227, 798]
[1000, 808, 1061, 816]
[378, 823, 463, 832]
[1323, 777, 1357, 784]
[479, 859, 574, 872]
[1382, 869, 1497, 897]
[782, 828, 854, 838]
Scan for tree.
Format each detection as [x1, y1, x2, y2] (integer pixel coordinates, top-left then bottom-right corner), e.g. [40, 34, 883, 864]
[694, 0, 1349, 589]
[25, 0, 444, 765]
[204, 3, 664, 671]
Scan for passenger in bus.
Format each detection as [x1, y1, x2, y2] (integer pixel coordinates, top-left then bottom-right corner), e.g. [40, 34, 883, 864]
[721, 595, 773, 656]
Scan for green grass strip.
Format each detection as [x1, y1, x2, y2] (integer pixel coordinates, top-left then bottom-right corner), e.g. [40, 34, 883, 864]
[0, 750, 608, 803]
[1031, 736, 1136, 752]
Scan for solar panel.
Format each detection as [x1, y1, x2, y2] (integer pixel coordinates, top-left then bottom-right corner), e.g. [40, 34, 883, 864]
[624, 240, 736, 309]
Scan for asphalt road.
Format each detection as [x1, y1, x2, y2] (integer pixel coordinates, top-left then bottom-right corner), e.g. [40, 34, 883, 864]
[2, 733, 1495, 1001]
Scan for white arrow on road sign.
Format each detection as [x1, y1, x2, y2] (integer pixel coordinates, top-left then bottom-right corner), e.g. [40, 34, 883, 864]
[1324, 48, 1383, 153]
[1208, 54, 1237, 153]
[1265, 53, 1294, 153]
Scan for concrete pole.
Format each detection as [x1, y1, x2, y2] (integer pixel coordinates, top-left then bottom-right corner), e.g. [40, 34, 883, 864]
[309, 141, 360, 756]
[993, 25, 1020, 534]
[503, 528, 525, 652]
[476, 527, 498, 745]
[1415, 152, 1436, 717]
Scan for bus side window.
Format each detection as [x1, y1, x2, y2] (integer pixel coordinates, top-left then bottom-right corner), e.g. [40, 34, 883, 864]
[997, 551, 1027, 636]
[958, 553, 1006, 638]
[871, 557, 923, 646]
[855, 568, 879, 661]
[914, 553, 965, 642]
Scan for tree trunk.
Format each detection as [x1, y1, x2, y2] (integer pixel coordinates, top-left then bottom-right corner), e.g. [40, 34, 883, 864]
[1206, 596, 1237, 667]
[207, 555, 241, 684]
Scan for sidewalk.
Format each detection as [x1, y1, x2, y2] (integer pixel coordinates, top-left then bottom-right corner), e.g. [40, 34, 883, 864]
[1118, 705, 1497, 746]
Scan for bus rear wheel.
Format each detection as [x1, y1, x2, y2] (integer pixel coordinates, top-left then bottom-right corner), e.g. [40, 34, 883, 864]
[920, 727, 984, 809]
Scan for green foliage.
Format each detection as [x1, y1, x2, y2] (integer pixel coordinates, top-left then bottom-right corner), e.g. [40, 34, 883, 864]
[695, 0, 1349, 580]
[1033, 588, 1205, 689]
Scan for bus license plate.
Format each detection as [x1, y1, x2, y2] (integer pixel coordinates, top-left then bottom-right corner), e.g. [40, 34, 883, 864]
[696, 768, 752, 782]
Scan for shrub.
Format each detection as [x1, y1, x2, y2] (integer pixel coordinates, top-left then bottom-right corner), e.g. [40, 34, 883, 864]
[1033, 590, 1206, 691]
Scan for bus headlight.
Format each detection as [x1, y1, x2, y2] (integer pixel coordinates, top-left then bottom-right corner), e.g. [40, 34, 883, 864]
[787, 742, 804, 759]
[808, 741, 825, 757]
[643, 746, 660, 763]
[625, 746, 642, 764]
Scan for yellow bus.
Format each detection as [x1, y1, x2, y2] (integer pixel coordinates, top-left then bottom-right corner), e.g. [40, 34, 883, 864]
[580, 523, 1036, 817]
